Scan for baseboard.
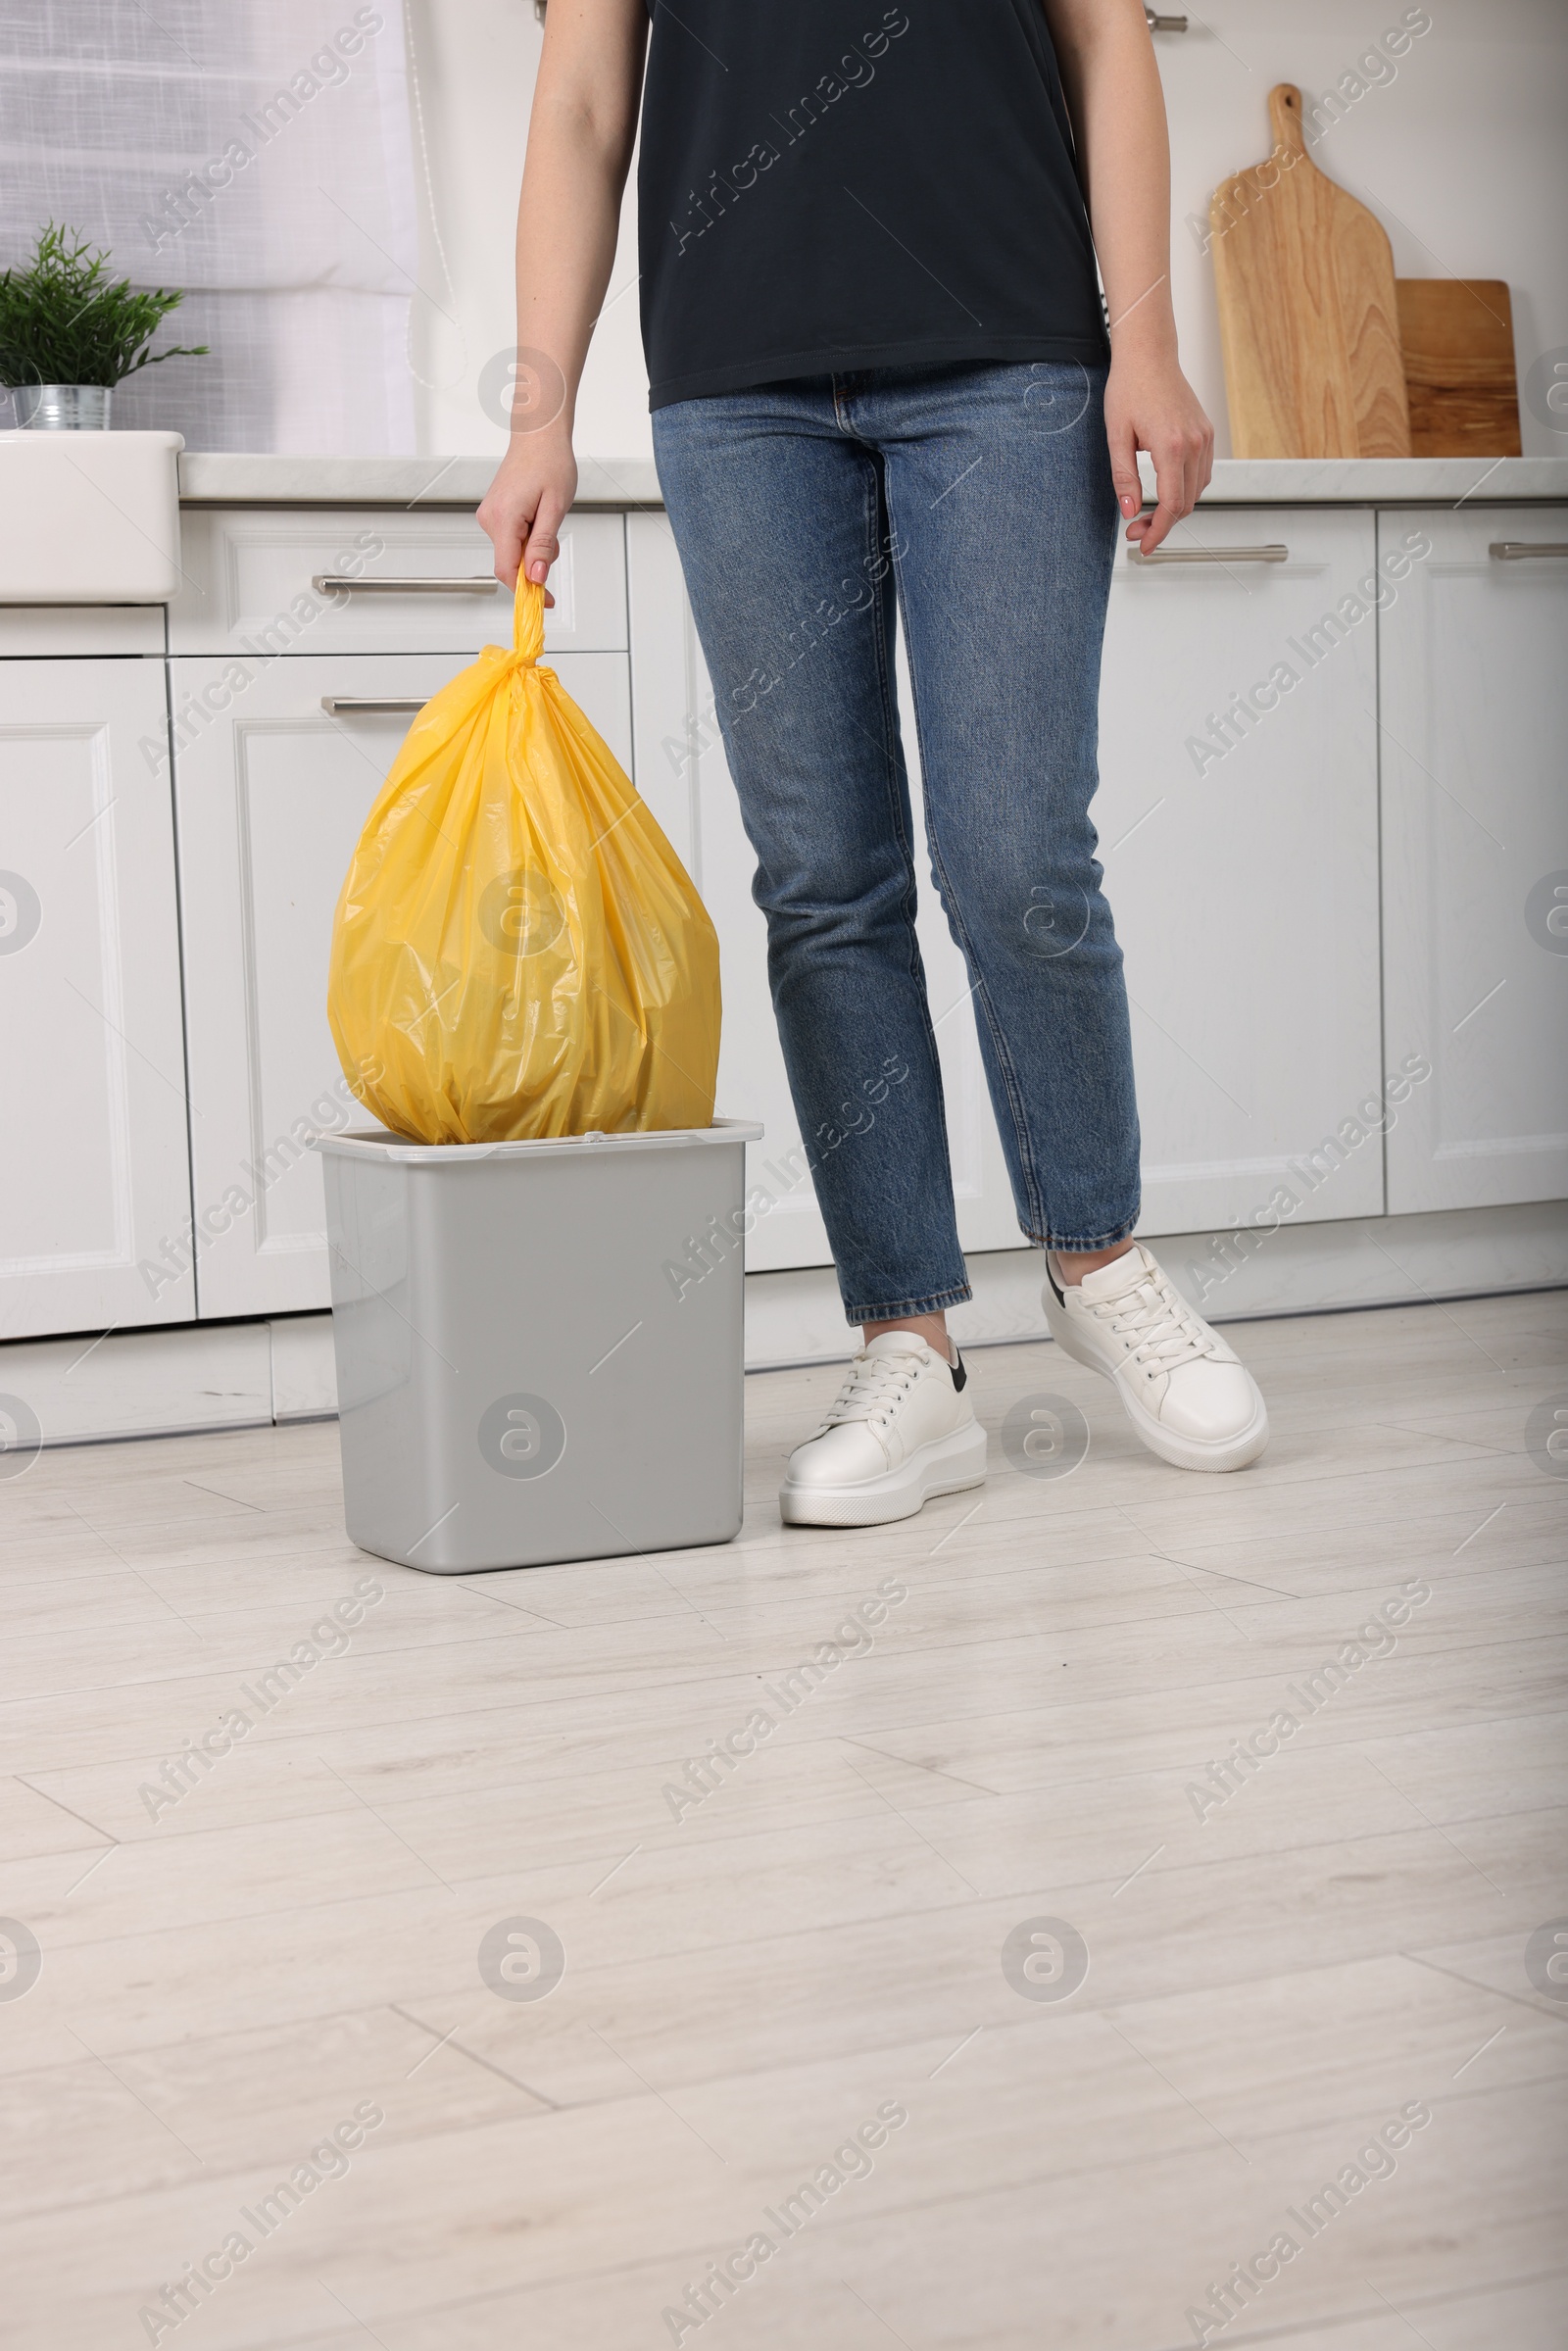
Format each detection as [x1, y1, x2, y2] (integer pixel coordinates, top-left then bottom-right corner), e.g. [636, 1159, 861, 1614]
[1, 1201, 1562, 1449]
[0, 1320, 274, 1452]
[269, 1313, 339, 1422]
[742, 1199, 1568, 1367]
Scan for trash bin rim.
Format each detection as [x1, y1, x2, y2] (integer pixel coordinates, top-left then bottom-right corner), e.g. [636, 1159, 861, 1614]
[312, 1116, 763, 1165]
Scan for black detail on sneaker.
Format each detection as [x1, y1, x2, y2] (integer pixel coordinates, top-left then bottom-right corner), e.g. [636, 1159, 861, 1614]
[1043, 1255, 1066, 1307]
[950, 1349, 967, 1392]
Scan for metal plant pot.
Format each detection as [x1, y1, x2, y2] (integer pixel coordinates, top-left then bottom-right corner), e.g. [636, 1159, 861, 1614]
[12, 384, 113, 430]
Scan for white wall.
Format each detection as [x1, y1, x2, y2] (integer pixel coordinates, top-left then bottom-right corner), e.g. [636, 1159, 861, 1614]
[404, 0, 650, 466]
[1161, 0, 1568, 457]
[406, 0, 1568, 465]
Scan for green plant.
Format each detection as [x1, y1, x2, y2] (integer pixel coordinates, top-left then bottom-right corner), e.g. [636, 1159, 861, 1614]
[0, 224, 208, 390]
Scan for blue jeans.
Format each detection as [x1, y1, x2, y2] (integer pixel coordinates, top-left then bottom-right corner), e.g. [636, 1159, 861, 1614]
[653, 361, 1140, 1325]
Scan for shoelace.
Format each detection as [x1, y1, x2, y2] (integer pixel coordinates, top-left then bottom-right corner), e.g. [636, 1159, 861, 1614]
[1089, 1266, 1214, 1375]
[814, 1350, 923, 1436]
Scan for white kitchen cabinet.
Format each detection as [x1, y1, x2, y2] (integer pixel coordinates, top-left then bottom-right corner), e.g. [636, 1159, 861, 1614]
[169, 508, 627, 658]
[172, 648, 633, 1319]
[1379, 509, 1568, 1212]
[8, 473, 1564, 1397]
[0, 658, 194, 1341]
[1098, 507, 1386, 1236]
[630, 505, 1388, 1273]
[626, 513, 1023, 1277]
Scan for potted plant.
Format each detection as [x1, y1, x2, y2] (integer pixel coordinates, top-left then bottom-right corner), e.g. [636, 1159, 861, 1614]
[0, 223, 207, 430]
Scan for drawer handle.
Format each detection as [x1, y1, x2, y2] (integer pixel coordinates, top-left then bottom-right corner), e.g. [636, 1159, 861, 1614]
[320, 697, 425, 715]
[1489, 542, 1568, 561]
[1127, 544, 1289, 565]
[1145, 8, 1189, 24]
[311, 573, 502, 595]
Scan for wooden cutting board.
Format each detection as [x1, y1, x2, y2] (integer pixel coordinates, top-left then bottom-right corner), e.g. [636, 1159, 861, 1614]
[1396, 279, 1522, 456]
[1211, 83, 1411, 459]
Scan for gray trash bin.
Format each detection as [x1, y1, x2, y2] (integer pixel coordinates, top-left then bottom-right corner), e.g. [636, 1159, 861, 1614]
[315, 1119, 762, 1572]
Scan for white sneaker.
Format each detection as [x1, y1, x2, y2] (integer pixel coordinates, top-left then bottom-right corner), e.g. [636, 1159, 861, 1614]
[1042, 1243, 1269, 1473]
[779, 1332, 988, 1528]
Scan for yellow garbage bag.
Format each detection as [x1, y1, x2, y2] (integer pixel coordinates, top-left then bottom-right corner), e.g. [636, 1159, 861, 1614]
[327, 576, 720, 1144]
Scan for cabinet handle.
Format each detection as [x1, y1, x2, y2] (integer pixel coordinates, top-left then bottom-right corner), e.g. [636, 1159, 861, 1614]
[1489, 542, 1568, 561]
[1145, 8, 1189, 24]
[320, 697, 426, 715]
[310, 573, 501, 595]
[1126, 543, 1289, 565]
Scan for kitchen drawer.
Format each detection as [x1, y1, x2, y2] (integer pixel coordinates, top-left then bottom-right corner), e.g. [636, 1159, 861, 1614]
[168, 508, 627, 658]
[0, 608, 165, 658]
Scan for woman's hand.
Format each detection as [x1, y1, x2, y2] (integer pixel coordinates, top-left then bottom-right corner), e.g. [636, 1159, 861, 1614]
[1103, 342, 1214, 556]
[477, 420, 577, 595]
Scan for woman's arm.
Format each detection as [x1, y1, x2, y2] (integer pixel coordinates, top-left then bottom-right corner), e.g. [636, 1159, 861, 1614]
[476, 0, 649, 590]
[1041, 0, 1212, 554]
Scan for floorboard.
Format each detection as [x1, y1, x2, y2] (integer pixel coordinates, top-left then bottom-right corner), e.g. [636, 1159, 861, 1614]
[1, 1296, 1564, 2349]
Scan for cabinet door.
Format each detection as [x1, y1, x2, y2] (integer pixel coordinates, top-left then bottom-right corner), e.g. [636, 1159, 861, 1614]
[0, 659, 193, 1341]
[1380, 509, 1568, 1211]
[627, 513, 1022, 1276]
[173, 650, 632, 1318]
[1097, 508, 1386, 1235]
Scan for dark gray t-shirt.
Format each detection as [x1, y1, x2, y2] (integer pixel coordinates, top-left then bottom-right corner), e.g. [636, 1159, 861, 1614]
[636, 0, 1108, 410]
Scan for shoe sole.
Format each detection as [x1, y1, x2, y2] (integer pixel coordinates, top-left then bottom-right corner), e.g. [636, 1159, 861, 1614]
[1043, 1293, 1270, 1475]
[779, 1422, 989, 1528]
[1116, 1385, 1270, 1474]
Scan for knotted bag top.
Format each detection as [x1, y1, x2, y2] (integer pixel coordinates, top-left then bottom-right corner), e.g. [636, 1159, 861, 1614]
[512, 573, 546, 668]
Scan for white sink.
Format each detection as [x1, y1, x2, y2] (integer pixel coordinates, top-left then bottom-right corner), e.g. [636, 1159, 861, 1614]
[0, 430, 183, 604]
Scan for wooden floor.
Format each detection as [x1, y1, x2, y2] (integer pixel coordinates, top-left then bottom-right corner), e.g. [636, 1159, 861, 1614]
[2, 1292, 1565, 2351]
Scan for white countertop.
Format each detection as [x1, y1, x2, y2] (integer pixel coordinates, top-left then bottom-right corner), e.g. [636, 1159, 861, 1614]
[178, 451, 1568, 510]
[177, 453, 663, 508]
[1181, 455, 1568, 504]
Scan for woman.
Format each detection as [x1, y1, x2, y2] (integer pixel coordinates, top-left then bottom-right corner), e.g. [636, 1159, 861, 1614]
[479, 0, 1269, 1528]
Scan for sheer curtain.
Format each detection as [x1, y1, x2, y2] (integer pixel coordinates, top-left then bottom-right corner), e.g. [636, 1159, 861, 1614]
[0, 1, 418, 451]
